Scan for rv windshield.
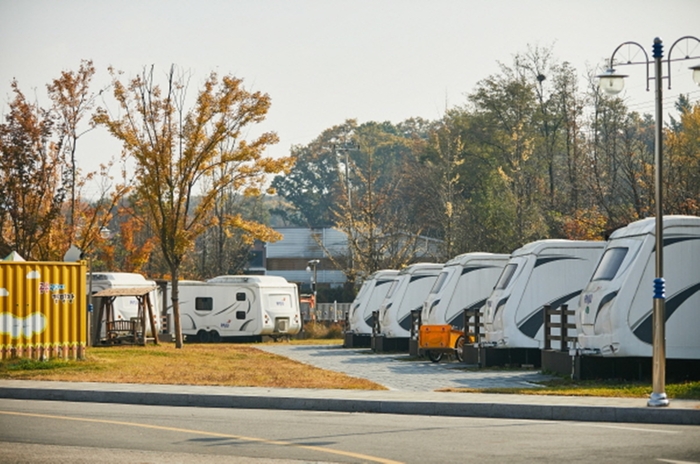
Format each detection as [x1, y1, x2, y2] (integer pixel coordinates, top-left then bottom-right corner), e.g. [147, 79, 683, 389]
[591, 247, 628, 281]
[495, 263, 517, 290]
[429, 271, 449, 294]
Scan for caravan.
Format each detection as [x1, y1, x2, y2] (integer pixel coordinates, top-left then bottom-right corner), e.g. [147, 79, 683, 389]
[347, 270, 399, 336]
[377, 263, 443, 346]
[577, 216, 700, 359]
[482, 240, 605, 349]
[419, 253, 509, 361]
[177, 275, 302, 342]
[421, 253, 509, 328]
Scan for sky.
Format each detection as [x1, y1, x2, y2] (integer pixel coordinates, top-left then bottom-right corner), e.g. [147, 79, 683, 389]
[2, 0, 700, 196]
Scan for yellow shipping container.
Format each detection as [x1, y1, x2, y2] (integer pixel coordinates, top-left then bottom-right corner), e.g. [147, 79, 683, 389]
[0, 261, 87, 360]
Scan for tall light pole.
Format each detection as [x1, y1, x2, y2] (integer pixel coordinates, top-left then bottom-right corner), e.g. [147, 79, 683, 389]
[333, 142, 360, 276]
[306, 259, 320, 312]
[597, 36, 700, 407]
[334, 142, 360, 209]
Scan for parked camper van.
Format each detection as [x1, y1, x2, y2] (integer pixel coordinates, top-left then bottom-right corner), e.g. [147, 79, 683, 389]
[90, 272, 161, 341]
[177, 275, 301, 342]
[347, 270, 399, 336]
[377, 263, 443, 345]
[577, 215, 700, 359]
[419, 253, 509, 361]
[482, 240, 605, 349]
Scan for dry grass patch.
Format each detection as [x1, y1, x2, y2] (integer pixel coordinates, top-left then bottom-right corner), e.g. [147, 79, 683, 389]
[438, 378, 700, 399]
[0, 343, 386, 390]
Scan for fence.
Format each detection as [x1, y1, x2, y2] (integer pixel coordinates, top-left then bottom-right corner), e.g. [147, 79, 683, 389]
[300, 302, 351, 323]
[543, 304, 577, 351]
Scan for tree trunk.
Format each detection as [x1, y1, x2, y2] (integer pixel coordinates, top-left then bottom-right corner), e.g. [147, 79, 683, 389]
[171, 266, 184, 348]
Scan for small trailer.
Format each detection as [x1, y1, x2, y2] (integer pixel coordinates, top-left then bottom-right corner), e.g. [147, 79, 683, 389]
[345, 269, 398, 347]
[176, 275, 302, 342]
[419, 252, 509, 362]
[577, 215, 700, 359]
[375, 263, 443, 351]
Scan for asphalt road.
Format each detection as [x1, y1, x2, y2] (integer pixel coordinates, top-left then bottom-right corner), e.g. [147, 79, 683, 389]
[1, 399, 699, 464]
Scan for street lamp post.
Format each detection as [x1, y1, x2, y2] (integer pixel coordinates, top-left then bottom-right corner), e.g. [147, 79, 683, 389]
[306, 259, 320, 313]
[597, 36, 700, 408]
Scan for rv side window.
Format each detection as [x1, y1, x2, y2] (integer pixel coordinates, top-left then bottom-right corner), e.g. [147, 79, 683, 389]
[495, 263, 517, 290]
[195, 297, 213, 311]
[236, 311, 246, 320]
[430, 271, 449, 294]
[591, 247, 628, 281]
[236, 292, 246, 301]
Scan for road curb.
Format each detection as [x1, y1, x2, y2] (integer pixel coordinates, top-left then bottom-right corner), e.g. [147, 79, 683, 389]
[2, 385, 699, 426]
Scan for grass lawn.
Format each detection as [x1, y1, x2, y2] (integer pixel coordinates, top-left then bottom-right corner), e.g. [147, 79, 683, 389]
[0, 341, 385, 390]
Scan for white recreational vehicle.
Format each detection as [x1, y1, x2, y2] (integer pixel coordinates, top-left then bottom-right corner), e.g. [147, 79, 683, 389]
[577, 215, 700, 359]
[378, 263, 443, 340]
[482, 240, 605, 349]
[176, 275, 302, 342]
[421, 253, 510, 328]
[347, 269, 399, 336]
[419, 253, 509, 361]
[90, 272, 162, 341]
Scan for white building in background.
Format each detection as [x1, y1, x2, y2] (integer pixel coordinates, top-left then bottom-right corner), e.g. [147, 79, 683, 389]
[264, 227, 349, 290]
[260, 227, 443, 293]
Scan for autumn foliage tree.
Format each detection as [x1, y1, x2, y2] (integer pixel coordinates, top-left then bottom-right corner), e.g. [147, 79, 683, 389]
[95, 65, 292, 348]
[0, 81, 67, 260]
[0, 61, 128, 263]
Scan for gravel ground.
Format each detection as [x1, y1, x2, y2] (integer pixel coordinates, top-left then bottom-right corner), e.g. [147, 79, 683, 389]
[256, 344, 553, 392]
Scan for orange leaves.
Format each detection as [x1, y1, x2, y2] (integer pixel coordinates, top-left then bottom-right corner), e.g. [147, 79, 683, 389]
[561, 209, 608, 241]
[223, 214, 283, 244]
[95, 65, 284, 287]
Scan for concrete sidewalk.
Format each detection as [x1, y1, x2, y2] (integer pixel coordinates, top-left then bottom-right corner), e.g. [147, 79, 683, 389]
[1, 379, 699, 425]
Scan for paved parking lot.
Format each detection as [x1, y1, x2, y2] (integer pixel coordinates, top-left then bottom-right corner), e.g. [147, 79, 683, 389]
[256, 344, 553, 392]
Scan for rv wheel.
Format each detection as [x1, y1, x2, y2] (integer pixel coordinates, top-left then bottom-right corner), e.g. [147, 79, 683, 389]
[455, 336, 465, 363]
[210, 330, 221, 343]
[427, 350, 443, 363]
[197, 329, 211, 343]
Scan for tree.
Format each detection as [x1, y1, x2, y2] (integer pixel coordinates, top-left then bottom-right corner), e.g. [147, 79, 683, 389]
[0, 81, 67, 260]
[271, 120, 357, 227]
[414, 116, 468, 260]
[587, 77, 653, 230]
[329, 122, 434, 284]
[47, 59, 98, 241]
[95, 65, 291, 348]
[468, 61, 549, 249]
[665, 101, 700, 215]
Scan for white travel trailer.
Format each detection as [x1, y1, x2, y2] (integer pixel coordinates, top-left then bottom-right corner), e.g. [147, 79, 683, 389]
[378, 263, 443, 342]
[421, 253, 510, 328]
[419, 253, 509, 361]
[347, 270, 399, 336]
[577, 216, 700, 359]
[177, 275, 302, 342]
[90, 272, 162, 342]
[482, 240, 605, 349]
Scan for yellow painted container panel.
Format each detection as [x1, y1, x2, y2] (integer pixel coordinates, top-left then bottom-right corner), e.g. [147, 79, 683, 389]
[0, 261, 87, 359]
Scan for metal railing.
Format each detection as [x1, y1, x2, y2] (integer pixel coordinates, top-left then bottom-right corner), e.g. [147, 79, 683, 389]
[300, 302, 351, 323]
